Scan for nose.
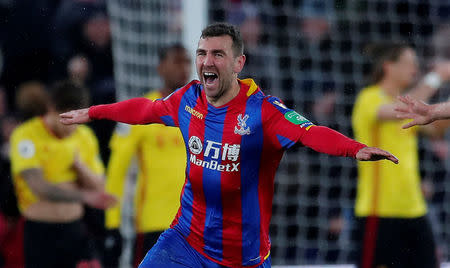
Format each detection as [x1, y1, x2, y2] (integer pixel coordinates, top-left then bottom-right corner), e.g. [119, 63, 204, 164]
[203, 53, 214, 66]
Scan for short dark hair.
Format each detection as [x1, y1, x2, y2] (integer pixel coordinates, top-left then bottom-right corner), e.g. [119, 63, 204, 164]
[49, 81, 90, 112]
[200, 22, 244, 56]
[158, 43, 187, 63]
[364, 42, 412, 84]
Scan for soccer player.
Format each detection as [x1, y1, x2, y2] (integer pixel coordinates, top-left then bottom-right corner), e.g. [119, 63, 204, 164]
[103, 43, 191, 267]
[61, 23, 398, 267]
[352, 42, 450, 268]
[396, 95, 450, 128]
[10, 81, 117, 268]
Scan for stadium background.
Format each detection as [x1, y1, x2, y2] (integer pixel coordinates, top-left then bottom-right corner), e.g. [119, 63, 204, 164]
[108, 0, 450, 266]
[0, 0, 449, 267]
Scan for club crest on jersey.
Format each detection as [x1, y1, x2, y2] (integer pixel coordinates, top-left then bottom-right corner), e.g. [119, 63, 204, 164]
[234, 114, 251, 135]
[188, 136, 203, 155]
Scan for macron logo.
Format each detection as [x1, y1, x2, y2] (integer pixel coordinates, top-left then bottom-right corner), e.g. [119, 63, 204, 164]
[185, 105, 204, 119]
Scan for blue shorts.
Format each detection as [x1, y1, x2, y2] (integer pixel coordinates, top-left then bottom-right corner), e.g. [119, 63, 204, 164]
[138, 228, 271, 268]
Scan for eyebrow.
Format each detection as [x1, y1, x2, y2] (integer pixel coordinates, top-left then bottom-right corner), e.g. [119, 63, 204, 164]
[196, 48, 227, 55]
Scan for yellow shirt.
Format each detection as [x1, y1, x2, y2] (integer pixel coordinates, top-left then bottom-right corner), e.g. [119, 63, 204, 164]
[10, 117, 104, 212]
[352, 85, 426, 218]
[105, 91, 186, 232]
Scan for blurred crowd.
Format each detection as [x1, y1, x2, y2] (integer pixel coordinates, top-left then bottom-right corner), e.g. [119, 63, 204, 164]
[0, 0, 115, 267]
[1, 0, 450, 267]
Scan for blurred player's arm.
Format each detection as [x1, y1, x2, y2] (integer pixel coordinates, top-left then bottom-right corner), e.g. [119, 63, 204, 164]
[73, 155, 105, 191]
[21, 168, 115, 209]
[378, 61, 450, 120]
[396, 95, 450, 131]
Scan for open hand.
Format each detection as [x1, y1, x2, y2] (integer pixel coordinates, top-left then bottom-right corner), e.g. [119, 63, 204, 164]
[60, 108, 91, 125]
[395, 95, 434, 128]
[356, 146, 398, 164]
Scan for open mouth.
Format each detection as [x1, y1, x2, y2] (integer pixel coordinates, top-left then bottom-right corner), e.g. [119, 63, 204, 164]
[203, 72, 218, 85]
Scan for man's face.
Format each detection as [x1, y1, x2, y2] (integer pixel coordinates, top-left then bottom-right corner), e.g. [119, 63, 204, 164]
[389, 48, 419, 90]
[196, 35, 243, 101]
[159, 49, 192, 90]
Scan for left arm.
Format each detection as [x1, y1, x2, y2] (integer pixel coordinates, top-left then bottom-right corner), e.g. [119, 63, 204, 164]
[301, 126, 398, 163]
[262, 97, 398, 163]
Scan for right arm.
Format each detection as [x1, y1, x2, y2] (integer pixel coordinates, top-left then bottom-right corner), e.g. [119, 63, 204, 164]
[60, 98, 163, 125]
[60, 81, 197, 125]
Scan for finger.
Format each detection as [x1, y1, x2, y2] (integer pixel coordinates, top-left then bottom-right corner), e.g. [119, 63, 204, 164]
[60, 118, 74, 125]
[396, 112, 416, 119]
[397, 95, 412, 105]
[59, 111, 74, 118]
[386, 154, 399, 164]
[373, 150, 399, 164]
[402, 120, 417, 129]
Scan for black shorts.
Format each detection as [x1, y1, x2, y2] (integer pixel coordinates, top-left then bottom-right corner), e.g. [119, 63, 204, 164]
[24, 219, 97, 268]
[353, 216, 437, 268]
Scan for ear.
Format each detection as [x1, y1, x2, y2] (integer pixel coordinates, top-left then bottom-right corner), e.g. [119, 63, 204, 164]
[382, 61, 392, 75]
[233, 54, 246, 74]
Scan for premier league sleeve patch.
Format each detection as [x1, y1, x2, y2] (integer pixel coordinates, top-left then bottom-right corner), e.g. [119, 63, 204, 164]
[284, 111, 313, 128]
[18, 139, 36, 159]
[266, 96, 314, 129]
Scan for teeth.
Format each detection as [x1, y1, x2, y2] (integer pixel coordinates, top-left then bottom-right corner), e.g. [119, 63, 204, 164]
[204, 72, 216, 76]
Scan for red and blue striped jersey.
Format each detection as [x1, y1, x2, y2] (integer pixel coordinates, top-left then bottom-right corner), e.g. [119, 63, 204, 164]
[90, 78, 365, 267]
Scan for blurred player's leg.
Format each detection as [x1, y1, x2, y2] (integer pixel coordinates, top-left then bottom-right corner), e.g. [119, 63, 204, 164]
[403, 217, 437, 268]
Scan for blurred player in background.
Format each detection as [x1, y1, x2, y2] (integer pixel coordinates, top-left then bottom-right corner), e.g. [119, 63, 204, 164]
[60, 23, 398, 268]
[10, 81, 116, 268]
[352, 42, 450, 268]
[103, 43, 191, 267]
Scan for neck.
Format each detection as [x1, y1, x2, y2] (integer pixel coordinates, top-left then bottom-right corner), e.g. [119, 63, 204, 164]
[207, 79, 240, 107]
[159, 86, 173, 98]
[378, 78, 403, 97]
[43, 111, 65, 138]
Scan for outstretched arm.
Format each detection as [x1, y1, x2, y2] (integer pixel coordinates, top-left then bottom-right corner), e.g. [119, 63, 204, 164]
[301, 126, 398, 164]
[60, 97, 162, 125]
[395, 95, 450, 128]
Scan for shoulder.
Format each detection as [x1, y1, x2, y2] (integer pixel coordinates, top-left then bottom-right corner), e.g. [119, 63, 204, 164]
[262, 95, 290, 114]
[163, 80, 202, 101]
[11, 117, 41, 140]
[356, 85, 382, 101]
[75, 125, 98, 141]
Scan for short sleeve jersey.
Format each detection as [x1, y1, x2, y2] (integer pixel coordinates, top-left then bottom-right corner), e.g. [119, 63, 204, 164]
[352, 85, 426, 218]
[10, 117, 104, 212]
[105, 91, 186, 232]
[106, 78, 316, 267]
